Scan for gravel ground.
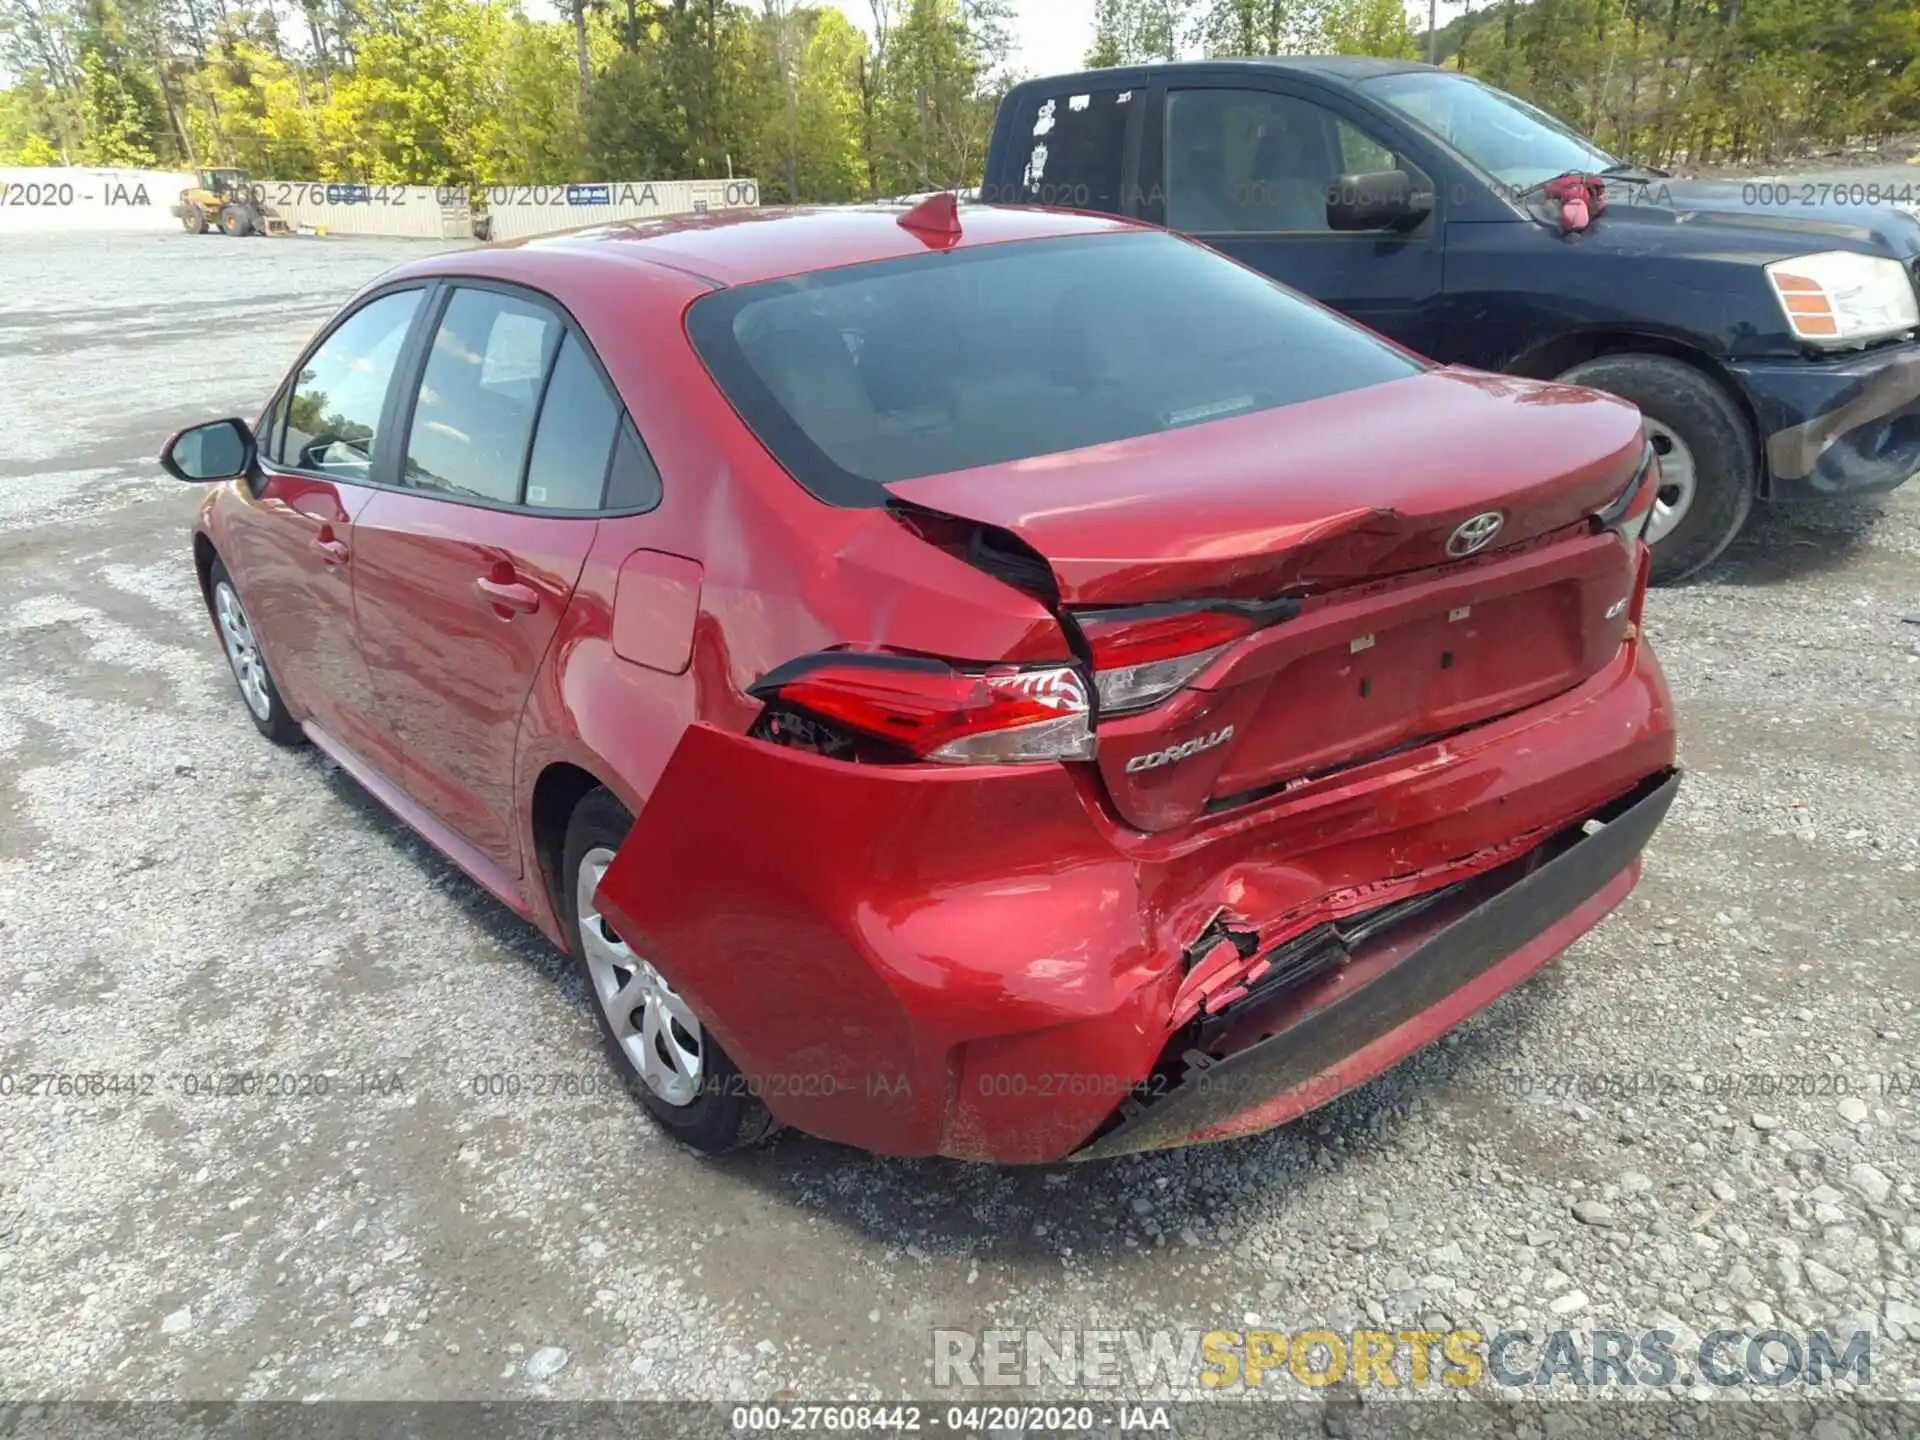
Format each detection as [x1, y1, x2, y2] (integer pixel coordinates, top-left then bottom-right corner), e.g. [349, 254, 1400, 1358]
[0, 228, 1916, 1431]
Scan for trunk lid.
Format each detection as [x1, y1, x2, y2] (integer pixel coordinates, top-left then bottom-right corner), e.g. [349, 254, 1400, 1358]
[885, 367, 1648, 832]
[885, 368, 1645, 603]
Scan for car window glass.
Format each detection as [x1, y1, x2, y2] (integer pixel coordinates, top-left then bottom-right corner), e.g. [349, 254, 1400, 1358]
[687, 231, 1420, 502]
[1338, 119, 1397, 175]
[1166, 88, 1361, 234]
[403, 288, 561, 504]
[264, 389, 288, 463]
[524, 334, 621, 510]
[1003, 86, 1131, 211]
[278, 289, 423, 476]
[604, 416, 664, 512]
[1365, 70, 1614, 188]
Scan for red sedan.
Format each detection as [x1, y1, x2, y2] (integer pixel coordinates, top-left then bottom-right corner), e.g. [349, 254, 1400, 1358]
[163, 199, 1678, 1163]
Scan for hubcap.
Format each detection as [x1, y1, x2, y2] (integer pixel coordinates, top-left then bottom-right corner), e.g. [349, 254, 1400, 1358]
[577, 846, 703, 1106]
[1642, 418, 1699, 546]
[214, 580, 272, 721]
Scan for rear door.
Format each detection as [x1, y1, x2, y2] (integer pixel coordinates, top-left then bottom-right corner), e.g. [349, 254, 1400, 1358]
[1142, 80, 1447, 355]
[351, 282, 625, 875]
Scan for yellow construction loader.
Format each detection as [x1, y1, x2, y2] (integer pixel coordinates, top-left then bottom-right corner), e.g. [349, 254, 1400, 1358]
[172, 169, 290, 237]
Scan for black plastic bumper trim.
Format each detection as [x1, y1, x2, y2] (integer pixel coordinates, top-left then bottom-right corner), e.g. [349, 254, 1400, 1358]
[1072, 769, 1680, 1160]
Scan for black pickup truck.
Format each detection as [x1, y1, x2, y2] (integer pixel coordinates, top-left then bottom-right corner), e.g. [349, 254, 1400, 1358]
[982, 58, 1920, 581]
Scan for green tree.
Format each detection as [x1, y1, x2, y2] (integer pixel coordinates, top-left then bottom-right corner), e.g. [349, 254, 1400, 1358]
[872, 0, 998, 192]
[584, 43, 684, 176]
[317, 0, 508, 183]
[78, 46, 160, 162]
[1087, 0, 1189, 66]
[1195, 0, 1329, 55]
[1, 0, 87, 157]
[789, 5, 866, 198]
[0, 74, 71, 162]
[474, 12, 588, 182]
[753, 4, 866, 200]
[1322, 0, 1418, 58]
[192, 39, 321, 176]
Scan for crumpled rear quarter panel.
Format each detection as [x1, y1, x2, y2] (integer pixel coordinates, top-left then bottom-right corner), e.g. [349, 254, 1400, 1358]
[590, 725, 1161, 1157]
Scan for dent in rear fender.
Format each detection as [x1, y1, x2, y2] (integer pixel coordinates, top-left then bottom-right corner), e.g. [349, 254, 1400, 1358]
[589, 726, 1154, 1156]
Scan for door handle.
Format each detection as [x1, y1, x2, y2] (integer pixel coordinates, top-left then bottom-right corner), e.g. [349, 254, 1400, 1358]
[311, 536, 349, 565]
[475, 575, 541, 616]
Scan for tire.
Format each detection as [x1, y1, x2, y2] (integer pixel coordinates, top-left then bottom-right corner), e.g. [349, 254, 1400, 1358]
[1556, 354, 1756, 584]
[207, 559, 304, 745]
[218, 202, 252, 237]
[562, 787, 777, 1154]
[182, 204, 207, 234]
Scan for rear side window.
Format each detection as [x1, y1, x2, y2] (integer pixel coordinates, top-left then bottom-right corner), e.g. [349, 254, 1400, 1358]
[685, 230, 1421, 505]
[1000, 86, 1132, 211]
[392, 285, 658, 513]
[403, 289, 561, 503]
[277, 289, 423, 476]
[525, 334, 621, 510]
[605, 417, 663, 512]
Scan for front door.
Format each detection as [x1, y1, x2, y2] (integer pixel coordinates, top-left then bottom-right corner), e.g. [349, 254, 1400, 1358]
[352, 284, 620, 874]
[1152, 84, 1447, 357]
[222, 286, 428, 774]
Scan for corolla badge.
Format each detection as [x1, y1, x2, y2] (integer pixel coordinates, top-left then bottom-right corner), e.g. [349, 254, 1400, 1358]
[1124, 726, 1234, 774]
[1447, 511, 1505, 557]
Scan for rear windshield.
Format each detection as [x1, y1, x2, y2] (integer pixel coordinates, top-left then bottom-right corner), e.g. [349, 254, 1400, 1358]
[685, 229, 1422, 505]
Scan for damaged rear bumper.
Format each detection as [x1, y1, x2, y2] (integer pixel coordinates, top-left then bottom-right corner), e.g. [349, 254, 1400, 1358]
[1072, 770, 1678, 1159]
[592, 639, 1676, 1164]
[1738, 339, 1920, 501]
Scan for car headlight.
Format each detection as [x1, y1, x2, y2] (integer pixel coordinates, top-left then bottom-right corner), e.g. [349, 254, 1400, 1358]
[1765, 251, 1919, 348]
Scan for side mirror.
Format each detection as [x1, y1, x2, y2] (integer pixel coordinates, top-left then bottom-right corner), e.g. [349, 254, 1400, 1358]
[160, 418, 255, 482]
[1326, 170, 1433, 232]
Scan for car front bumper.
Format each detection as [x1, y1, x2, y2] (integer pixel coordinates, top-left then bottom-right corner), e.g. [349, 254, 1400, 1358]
[1735, 338, 1920, 500]
[593, 637, 1677, 1165]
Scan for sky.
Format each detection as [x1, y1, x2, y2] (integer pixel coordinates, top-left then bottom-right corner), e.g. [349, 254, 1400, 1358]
[834, 0, 1101, 77]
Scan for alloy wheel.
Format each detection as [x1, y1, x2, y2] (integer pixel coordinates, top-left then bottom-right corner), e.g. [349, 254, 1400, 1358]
[213, 580, 272, 721]
[576, 846, 703, 1106]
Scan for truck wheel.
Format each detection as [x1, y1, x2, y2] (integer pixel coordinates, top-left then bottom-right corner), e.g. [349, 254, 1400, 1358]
[183, 204, 207, 234]
[1557, 354, 1755, 584]
[218, 203, 253, 237]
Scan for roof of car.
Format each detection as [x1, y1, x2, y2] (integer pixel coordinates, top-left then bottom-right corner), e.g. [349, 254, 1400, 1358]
[402, 204, 1151, 292]
[1012, 56, 1441, 87]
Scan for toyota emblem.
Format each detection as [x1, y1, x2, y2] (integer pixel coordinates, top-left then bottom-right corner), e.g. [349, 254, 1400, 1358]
[1447, 511, 1505, 557]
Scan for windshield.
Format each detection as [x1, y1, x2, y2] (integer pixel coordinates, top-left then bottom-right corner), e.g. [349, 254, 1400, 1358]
[686, 230, 1422, 505]
[1365, 71, 1615, 191]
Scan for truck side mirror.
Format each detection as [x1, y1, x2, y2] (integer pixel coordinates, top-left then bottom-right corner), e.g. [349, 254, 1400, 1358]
[1326, 170, 1433, 232]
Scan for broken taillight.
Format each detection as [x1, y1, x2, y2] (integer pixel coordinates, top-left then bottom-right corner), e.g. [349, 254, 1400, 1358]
[1074, 602, 1296, 716]
[1594, 440, 1659, 551]
[748, 653, 1095, 764]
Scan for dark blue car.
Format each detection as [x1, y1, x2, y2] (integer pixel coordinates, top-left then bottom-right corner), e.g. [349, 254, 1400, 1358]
[984, 58, 1920, 581]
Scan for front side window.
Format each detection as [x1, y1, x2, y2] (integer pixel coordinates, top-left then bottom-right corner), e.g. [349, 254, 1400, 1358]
[403, 289, 562, 503]
[1365, 71, 1614, 190]
[1166, 88, 1400, 234]
[277, 288, 423, 476]
[686, 231, 1421, 505]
